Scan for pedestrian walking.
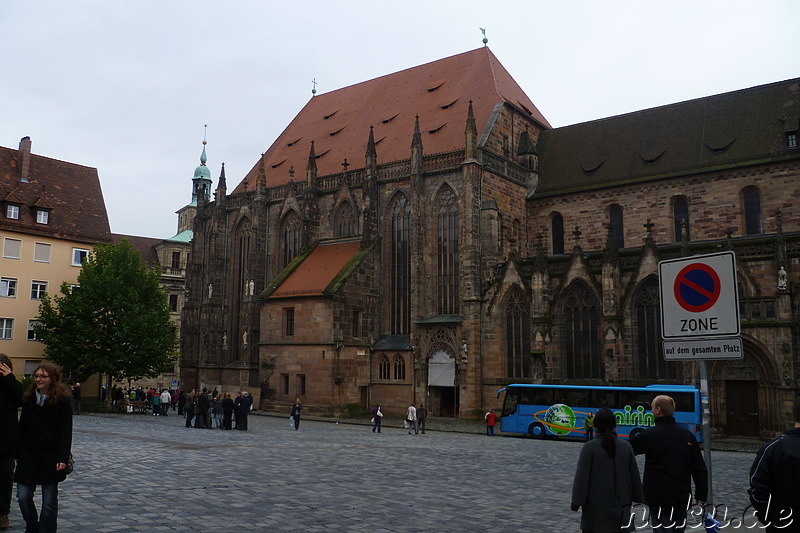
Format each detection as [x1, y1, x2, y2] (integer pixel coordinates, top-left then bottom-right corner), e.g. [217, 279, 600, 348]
[749, 398, 800, 532]
[15, 362, 73, 533]
[0, 354, 23, 531]
[571, 407, 644, 533]
[371, 404, 383, 433]
[151, 390, 161, 415]
[631, 395, 707, 533]
[239, 392, 252, 431]
[184, 389, 196, 428]
[70, 382, 81, 415]
[290, 398, 302, 431]
[417, 404, 427, 434]
[233, 392, 242, 430]
[160, 389, 171, 416]
[484, 409, 497, 436]
[222, 393, 234, 430]
[406, 404, 417, 434]
[213, 395, 223, 429]
[584, 411, 595, 441]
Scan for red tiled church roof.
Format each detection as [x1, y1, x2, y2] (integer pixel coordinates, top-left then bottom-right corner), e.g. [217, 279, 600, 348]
[268, 240, 362, 298]
[0, 141, 111, 244]
[235, 47, 549, 193]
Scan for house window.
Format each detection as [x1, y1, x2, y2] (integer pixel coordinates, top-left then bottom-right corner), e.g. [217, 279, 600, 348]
[551, 212, 564, 255]
[672, 196, 690, 242]
[3, 238, 21, 259]
[0, 318, 13, 340]
[24, 360, 40, 376]
[6, 204, 19, 220]
[284, 308, 295, 336]
[30, 281, 47, 300]
[280, 374, 289, 395]
[436, 185, 459, 315]
[169, 294, 179, 312]
[68, 284, 79, 293]
[389, 194, 411, 334]
[36, 210, 49, 224]
[743, 186, 762, 235]
[297, 374, 306, 396]
[72, 248, 90, 266]
[0, 278, 17, 298]
[609, 205, 624, 249]
[27, 320, 40, 341]
[788, 132, 798, 149]
[378, 355, 390, 380]
[393, 355, 406, 380]
[34, 242, 51, 263]
[171, 251, 181, 269]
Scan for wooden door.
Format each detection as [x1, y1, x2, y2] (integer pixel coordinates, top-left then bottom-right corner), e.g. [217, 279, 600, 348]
[725, 380, 759, 437]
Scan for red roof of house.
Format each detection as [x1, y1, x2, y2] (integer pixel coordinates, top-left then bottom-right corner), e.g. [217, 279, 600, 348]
[112, 233, 161, 266]
[0, 140, 111, 244]
[235, 48, 549, 193]
[268, 240, 362, 298]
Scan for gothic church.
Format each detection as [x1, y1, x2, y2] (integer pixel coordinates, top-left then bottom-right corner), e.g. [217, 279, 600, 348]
[180, 47, 800, 437]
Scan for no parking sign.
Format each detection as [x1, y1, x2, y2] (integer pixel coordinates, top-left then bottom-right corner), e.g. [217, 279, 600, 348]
[659, 251, 740, 339]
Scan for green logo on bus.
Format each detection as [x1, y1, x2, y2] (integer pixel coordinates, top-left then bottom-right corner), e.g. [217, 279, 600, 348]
[544, 403, 576, 435]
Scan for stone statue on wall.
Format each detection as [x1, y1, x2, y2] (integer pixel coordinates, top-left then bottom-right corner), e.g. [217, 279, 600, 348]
[207, 283, 213, 299]
[461, 339, 468, 363]
[222, 332, 228, 349]
[248, 279, 255, 296]
[242, 329, 248, 348]
[778, 266, 788, 292]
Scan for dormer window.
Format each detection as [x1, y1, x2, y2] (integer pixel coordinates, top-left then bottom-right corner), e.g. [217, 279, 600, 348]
[36, 209, 49, 225]
[6, 204, 19, 220]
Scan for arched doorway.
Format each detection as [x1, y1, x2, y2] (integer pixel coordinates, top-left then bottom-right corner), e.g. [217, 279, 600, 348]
[428, 349, 456, 416]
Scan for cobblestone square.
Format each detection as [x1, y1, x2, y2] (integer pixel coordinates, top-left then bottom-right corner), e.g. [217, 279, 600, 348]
[4, 413, 765, 532]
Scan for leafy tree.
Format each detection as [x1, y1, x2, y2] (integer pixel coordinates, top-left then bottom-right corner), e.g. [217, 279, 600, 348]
[36, 239, 177, 397]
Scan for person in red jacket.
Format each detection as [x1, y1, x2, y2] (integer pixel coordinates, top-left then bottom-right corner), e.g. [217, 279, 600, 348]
[485, 409, 497, 436]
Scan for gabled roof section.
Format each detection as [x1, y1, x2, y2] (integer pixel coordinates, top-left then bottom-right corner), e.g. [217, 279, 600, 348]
[534, 78, 800, 196]
[164, 229, 193, 243]
[236, 48, 549, 193]
[112, 234, 160, 267]
[0, 143, 111, 243]
[267, 240, 363, 299]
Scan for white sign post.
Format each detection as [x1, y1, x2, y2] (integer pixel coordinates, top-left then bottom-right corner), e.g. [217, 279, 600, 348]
[658, 250, 743, 507]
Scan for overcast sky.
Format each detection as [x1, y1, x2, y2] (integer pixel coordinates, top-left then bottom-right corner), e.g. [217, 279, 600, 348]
[2, 1, 798, 239]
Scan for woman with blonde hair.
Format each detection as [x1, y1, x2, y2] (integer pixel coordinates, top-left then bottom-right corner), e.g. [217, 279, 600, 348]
[15, 361, 72, 533]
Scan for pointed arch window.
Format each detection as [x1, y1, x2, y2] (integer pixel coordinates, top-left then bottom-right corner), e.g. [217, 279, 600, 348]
[505, 288, 531, 378]
[609, 205, 624, 249]
[281, 211, 303, 267]
[390, 194, 411, 334]
[393, 354, 406, 380]
[634, 277, 677, 380]
[436, 186, 459, 314]
[334, 201, 357, 237]
[551, 212, 564, 255]
[673, 196, 690, 242]
[561, 282, 601, 379]
[743, 186, 762, 235]
[378, 355, 390, 380]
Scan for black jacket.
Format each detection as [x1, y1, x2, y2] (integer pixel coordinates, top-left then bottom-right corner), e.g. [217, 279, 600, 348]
[630, 415, 708, 507]
[749, 427, 800, 532]
[0, 373, 23, 453]
[15, 394, 72, 485]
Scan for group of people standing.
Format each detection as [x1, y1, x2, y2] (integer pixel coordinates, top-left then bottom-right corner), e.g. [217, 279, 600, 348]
[181, 388, 253, 431]
[0, 355, 72, 532]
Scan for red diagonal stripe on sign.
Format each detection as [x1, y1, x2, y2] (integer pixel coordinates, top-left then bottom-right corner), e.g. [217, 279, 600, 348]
[679, 275, 715, 299]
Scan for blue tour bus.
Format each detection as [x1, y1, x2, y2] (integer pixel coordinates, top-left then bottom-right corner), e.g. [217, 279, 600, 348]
[496, 383, 702, 441]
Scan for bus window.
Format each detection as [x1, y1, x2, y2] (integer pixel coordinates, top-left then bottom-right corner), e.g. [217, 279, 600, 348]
[521, 387, 552, 406]
[555, 388, 588, 408]
[672, 392, 694, 413]
[619, 391, 651, 410]
[501, 388, 519, 417]
[590, 389, 617, 409]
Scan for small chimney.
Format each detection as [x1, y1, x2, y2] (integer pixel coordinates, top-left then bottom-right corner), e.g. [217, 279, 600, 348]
[19, 136, 32, 183]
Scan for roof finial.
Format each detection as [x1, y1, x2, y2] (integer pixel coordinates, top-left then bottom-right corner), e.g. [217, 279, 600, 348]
[480, 27, 488, 46]
[200, 125, 208, 166]
[311, 78, 317, 96]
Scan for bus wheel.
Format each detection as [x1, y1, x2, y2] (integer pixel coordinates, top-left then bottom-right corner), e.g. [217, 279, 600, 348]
[528, 422, 546, 439]
[629, 427, 644, 440]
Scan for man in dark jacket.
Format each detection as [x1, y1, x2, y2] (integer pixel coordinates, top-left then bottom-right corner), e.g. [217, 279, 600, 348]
[631, 395, 708, 533]
[238, 392, 253, 431]
[0, 354, 23, 530]
[749, 399, 800, 532]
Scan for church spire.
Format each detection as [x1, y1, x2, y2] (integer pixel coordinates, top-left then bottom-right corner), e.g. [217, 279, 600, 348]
[192, 128, 213, 205]
[215, 163, 227, 206]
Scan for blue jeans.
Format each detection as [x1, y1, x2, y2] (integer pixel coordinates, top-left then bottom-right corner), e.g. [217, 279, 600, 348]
[17, 483, 59, 532]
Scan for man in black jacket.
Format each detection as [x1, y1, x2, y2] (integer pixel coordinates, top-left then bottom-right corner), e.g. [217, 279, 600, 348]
[749, 398, 800, 532]
[631, 395, 708, 533]
[0, 354, 23, 530]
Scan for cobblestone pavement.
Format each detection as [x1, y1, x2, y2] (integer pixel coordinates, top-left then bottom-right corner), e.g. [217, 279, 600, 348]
[3, 412, 766, 532]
